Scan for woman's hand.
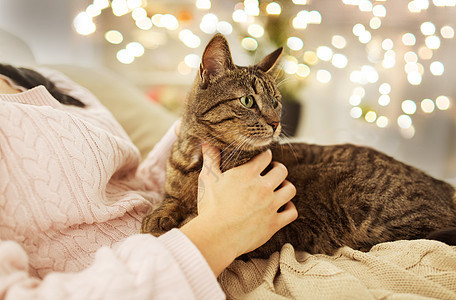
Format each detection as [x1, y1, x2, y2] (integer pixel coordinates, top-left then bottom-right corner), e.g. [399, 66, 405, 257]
[180, 142, 297, 276]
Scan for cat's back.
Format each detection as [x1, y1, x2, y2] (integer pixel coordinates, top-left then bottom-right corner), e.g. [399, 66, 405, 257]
[273, 142, 454, 196]
[270, 142, 456, 254]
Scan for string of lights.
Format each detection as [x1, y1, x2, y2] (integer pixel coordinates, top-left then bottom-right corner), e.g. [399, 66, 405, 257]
[73, 0, 455, 139]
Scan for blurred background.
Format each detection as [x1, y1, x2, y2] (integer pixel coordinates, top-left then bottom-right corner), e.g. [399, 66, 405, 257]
[0, 0, 455, 181]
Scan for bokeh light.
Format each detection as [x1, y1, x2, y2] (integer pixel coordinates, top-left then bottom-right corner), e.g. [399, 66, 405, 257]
[402, 33, 416, 46]
[436, 95, 450, 110]
[316, 69, 332, 83]
[430, 61, 445, 75]
[242, 37, 258, 51]
[316, 46, 333, 61]
[350, 107, 363, 119]
[397, 114, 412, 129]
[74, 0, 456, 139]
[287, 36, 304, 51]
[331, 35, 347, 49]
[266, 2, 281, 15]
[105, 30, 123, 44]
[421, 22, 436, 35]
[421, 99, 435, 113]
[379, 83, 391, 95]
[402, 100, 417, 114]
[376, 116, 389, 128]
[365, 111, 377, 123]
[441, 25, 455, 38]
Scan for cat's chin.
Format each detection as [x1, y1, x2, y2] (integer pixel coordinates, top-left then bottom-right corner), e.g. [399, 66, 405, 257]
[246, 136, 274, 150]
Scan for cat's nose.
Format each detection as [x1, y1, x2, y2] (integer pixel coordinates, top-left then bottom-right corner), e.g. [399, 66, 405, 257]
[269, 121, 279, 132]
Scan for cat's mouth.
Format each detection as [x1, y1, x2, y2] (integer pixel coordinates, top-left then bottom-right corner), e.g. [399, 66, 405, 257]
[211, 123, 281, 151]
[245, 124, 281, 149]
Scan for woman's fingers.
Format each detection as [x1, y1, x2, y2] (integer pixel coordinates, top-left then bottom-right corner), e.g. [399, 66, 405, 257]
[238, 149, 273, 176]
[201, 143, 297, 223]
[174, 119, 182, 136]
[262, 162, 288, 190]
[274, 180, 296, 202]
[272, 180, 297, 219]
[276, 201, 298, 229]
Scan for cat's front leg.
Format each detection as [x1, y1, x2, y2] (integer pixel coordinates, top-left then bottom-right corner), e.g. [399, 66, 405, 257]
[141, 198, 187, 236]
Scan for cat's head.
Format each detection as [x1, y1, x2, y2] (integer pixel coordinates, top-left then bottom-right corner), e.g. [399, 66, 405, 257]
[184, 34, 283, 152]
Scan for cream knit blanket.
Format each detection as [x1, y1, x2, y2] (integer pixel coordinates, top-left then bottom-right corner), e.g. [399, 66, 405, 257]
[219, 240, 456, 299]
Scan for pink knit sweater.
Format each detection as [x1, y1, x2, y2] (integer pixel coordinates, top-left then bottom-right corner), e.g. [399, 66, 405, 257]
[0, 68, 224, 299]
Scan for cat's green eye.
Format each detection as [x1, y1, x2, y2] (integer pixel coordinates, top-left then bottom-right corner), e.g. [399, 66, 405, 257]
[240, 95, 255, 108]
[272, 98, 279, 109]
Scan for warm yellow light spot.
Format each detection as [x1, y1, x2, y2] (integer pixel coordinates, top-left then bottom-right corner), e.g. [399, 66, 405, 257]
[397, 115, 412, 129]
[105, 30, 123, 44]
[303, 51, 318, 65]
[430, 61, 445, 76]
[436, 95, 450, 110]
[331, 35, 347, 49]
[365, 111, 377, 123]
[296, 64, 310, 78]
[266, 2, 281, 15]
[441, 25, 455, 39]
[242, 37, 258, 51]
[316, 70, 331, 83]
[421, 99, 435, 113]
[402, 33, 416, 46]
[376, 116, 389, 128]
[378, 95, 390, 106]
[350, 107, 362, 119]
[401, 100, 417, 115]
[248, 24, 264, 38]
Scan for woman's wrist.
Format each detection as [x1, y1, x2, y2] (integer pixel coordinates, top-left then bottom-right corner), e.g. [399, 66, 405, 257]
[180, 215, 238, 277]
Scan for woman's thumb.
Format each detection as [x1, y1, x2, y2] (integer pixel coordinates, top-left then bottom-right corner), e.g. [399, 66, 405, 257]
[201, 141, 222, 179]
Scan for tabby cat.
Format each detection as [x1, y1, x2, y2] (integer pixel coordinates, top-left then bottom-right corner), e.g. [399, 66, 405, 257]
[141, 34, 456, 258]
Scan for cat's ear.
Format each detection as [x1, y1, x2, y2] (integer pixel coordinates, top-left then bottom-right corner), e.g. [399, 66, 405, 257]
[200, 34, 234, 79]
[256, 47, 283, 73]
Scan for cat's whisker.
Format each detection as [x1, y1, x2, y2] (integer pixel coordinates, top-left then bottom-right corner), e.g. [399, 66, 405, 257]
[277, 76, 294, 88]
[221, 134, 253, 170]
[200, 129, 243, 147]
[229, 137, 252, 167]
[218, 134, 244, 154]
[203, 133, 251, 170]
[274, 69, 281, 81]
[220, 134, 245, 154]
[279, 132, 299, 163]
[195, 132, 244, 173]
[220, 136, 248, 170]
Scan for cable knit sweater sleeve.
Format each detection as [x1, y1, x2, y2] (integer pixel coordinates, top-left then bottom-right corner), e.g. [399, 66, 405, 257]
[0, 69, 225, 299]
[0, 230, 224, 300]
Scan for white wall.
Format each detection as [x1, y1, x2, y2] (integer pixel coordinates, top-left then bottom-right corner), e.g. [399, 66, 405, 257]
[0, 0, 100, 66]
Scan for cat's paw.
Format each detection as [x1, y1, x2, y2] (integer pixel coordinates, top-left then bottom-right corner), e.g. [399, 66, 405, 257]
[158, 216, 177, 232]
[141, 213, 179, 236]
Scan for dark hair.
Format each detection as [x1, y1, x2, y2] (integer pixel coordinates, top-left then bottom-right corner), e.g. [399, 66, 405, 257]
[0, 63, 85, 107]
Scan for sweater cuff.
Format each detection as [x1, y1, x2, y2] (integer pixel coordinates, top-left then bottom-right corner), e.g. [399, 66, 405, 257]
[159, 229, 225, 300]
